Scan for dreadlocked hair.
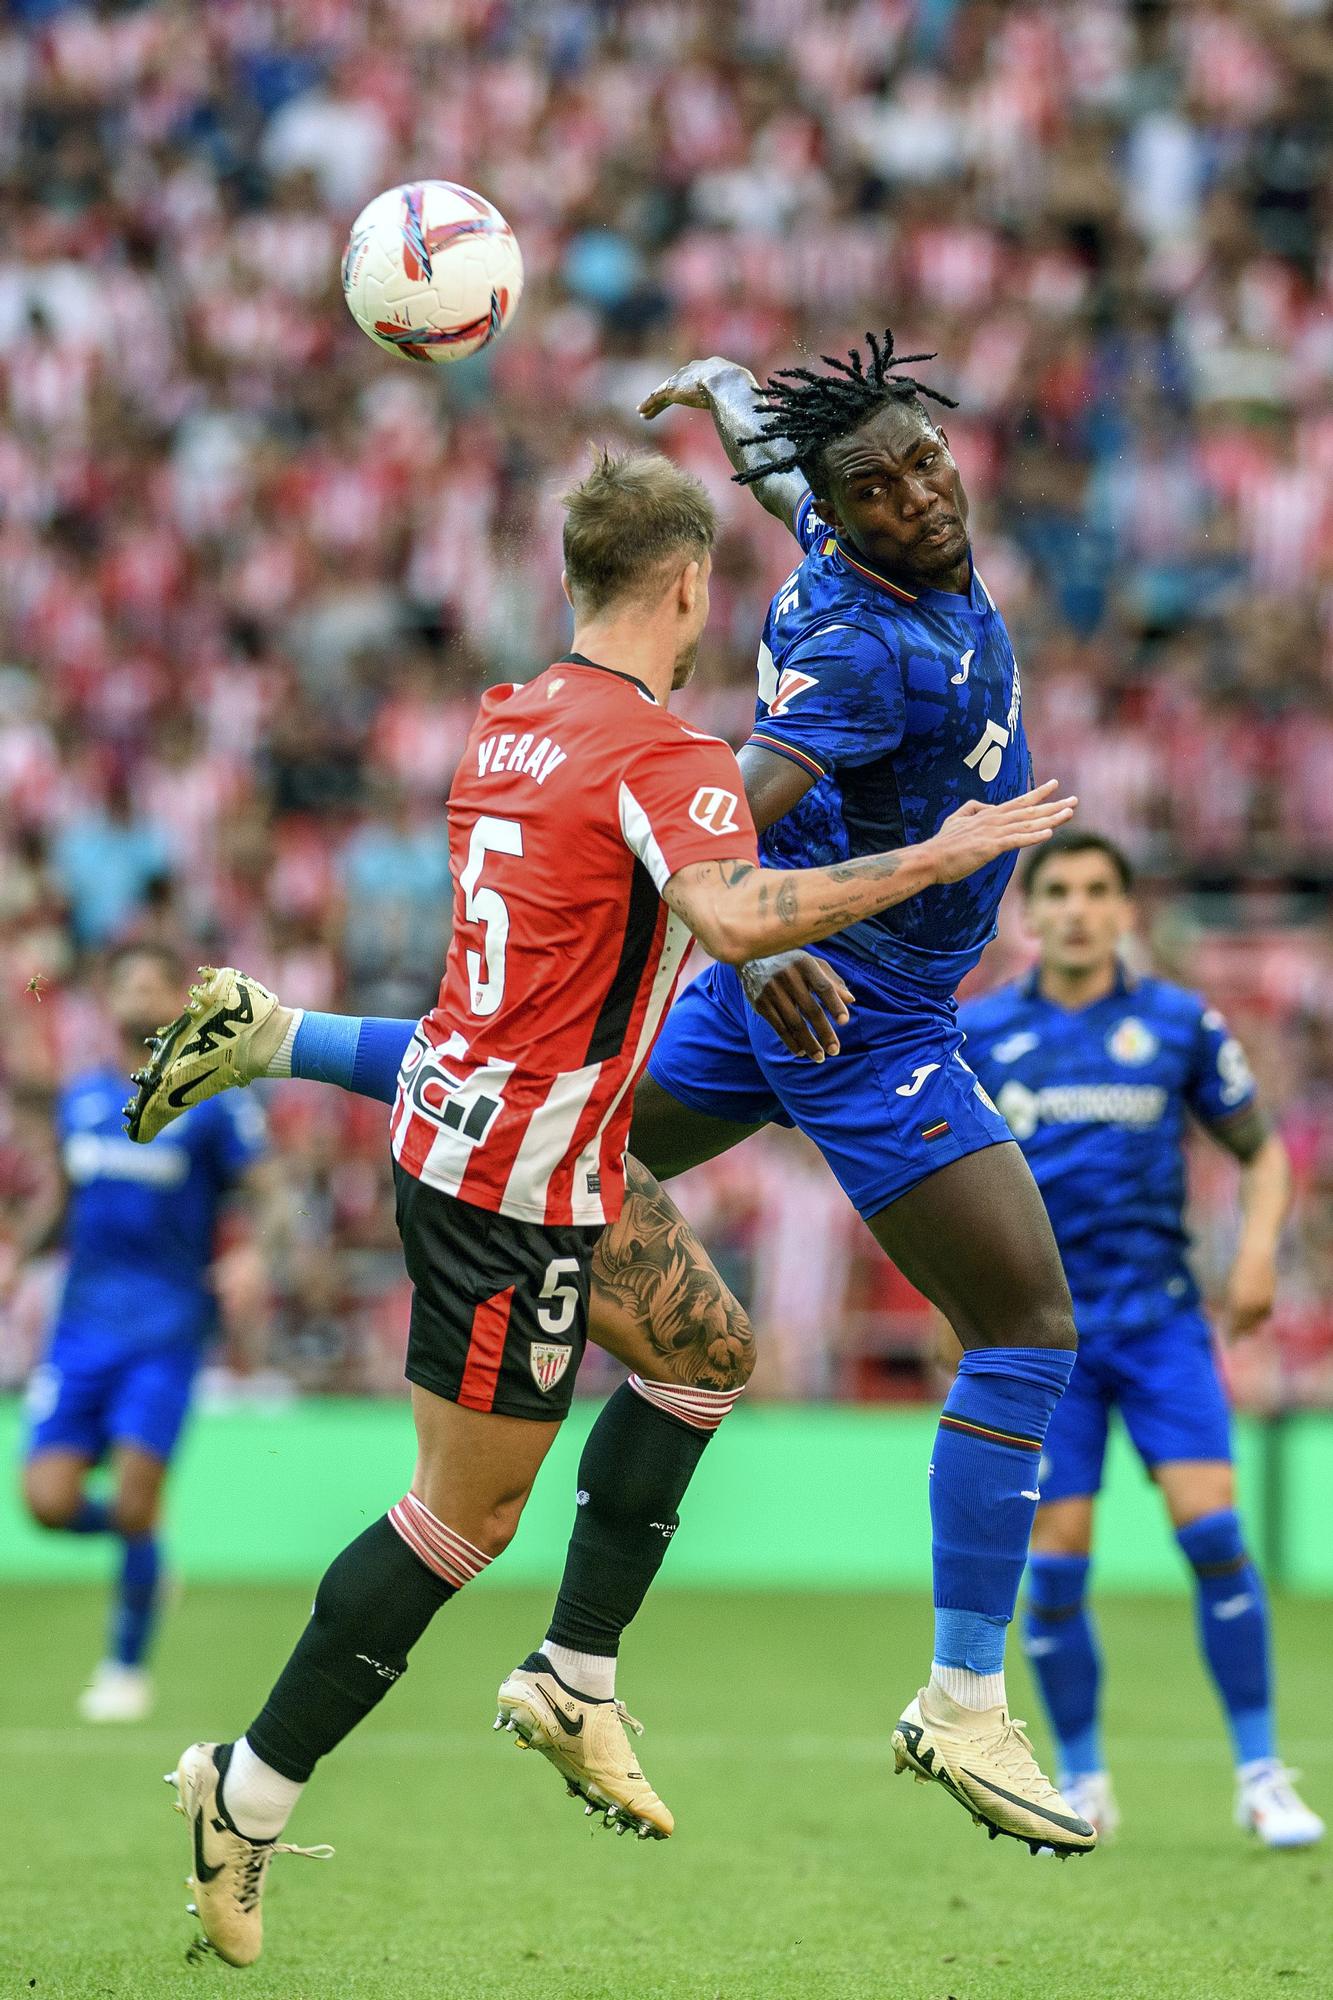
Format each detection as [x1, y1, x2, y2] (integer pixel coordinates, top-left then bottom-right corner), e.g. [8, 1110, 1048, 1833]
[734, 329, 958, 490]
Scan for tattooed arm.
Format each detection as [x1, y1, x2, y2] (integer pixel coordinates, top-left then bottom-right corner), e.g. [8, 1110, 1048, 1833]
[664, 782, 1077, 967]
[589, 1158, 755, 1392]
[639, 357, 807, 530]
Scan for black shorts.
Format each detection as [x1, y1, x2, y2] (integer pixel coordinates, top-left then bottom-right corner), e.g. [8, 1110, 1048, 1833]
[393, 1166, 604, 1421]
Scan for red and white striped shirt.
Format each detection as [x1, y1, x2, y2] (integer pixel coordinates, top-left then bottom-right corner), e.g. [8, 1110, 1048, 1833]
[391, 656, 758, 1226]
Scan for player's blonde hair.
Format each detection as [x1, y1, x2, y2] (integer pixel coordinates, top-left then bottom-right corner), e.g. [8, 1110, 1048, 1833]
[561, 448, 715, 614]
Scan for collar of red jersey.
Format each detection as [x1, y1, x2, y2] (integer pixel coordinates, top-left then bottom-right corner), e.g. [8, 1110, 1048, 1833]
[558, 653, 657, 702]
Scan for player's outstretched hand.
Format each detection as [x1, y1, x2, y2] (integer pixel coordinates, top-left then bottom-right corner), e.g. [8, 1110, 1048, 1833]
[927, 781, 1077, 885]
[639, 357, 755, 420]
[740, 951, 857, 1062]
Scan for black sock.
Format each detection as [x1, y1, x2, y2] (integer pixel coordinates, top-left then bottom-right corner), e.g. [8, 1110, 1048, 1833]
[546, 1382, 711, 1656]
[246, 1516, 455, 1782]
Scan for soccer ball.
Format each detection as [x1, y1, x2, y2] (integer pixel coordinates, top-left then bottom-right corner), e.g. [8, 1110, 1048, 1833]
[341, 181, 524, 364]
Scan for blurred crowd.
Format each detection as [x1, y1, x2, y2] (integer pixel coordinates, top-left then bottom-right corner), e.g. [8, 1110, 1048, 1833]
[2, 0, 1331, 1403]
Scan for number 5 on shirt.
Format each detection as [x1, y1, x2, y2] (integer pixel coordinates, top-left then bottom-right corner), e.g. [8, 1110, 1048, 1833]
[460, 816, 524, 1016]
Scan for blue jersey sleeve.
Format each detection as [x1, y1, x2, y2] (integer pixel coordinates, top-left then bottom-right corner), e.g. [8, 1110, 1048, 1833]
[748, 622, 904, 781]
[205, 1091, 269, 1183]
[1184, 1002, 1258, 1127]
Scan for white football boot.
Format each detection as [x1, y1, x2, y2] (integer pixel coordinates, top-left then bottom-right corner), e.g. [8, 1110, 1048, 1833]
[78, 1661, 153, 1723]
[125, 967, 288, 1143]
[1236, 1762, 1325, 1850]
[168, 1742, 332, 1967]
[1058, 1771, 1120, 1841]
[892, 1683, 1097, 1857]
[495, 1654, 673, 1838]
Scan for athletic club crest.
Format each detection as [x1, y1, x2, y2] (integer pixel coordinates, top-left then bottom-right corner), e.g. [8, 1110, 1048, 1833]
[530, 1343, 573, 1394]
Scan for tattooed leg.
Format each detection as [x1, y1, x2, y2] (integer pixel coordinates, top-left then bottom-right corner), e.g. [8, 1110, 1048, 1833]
[587, 1156, 755, 1390]
[525, 1160, 755, 1688]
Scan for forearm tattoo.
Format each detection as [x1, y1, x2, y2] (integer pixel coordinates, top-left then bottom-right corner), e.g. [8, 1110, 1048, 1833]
[590, 1157, 755, 1391]
[764, 852, 904, 933]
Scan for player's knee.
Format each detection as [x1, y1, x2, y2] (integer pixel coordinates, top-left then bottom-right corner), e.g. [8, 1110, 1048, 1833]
[464, 1497, 526, 1560]
[1030, 1504, 1093, 1558]
[111, 1495, 159, 1539]
[22, 1475, 77, 1531]
[1023, 1281, 1078, 1354]
[410, 1474, 531, 1562]
[705, 1299, 755, 1391]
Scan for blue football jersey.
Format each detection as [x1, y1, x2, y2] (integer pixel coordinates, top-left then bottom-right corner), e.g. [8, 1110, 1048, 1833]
[747, 491, 1033, 990]
[959, 971, 1257, 1334]
[53, 1068, 267, 1354]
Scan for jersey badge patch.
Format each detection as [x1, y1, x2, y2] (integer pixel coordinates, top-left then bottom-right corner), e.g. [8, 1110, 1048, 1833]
[688, 786, 741, 836]
[1107, 1018, 1158, 1066]
[769, 667, 820, 717]
[530, 1342, 574, 1395]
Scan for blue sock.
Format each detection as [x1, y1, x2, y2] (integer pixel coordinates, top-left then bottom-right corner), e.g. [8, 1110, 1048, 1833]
[67, 1496, 113, 1534]
[930, 1347, 1076, 1676]
[1024, 1554, 1104, 1778]
[1176, 1510, 1275, 1768]
[111, 1534, 163, 1668]
[290, 1014, 415, 1104]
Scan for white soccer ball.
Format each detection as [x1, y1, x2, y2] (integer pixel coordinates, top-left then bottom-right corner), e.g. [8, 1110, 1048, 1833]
[341, 180, 524, 364]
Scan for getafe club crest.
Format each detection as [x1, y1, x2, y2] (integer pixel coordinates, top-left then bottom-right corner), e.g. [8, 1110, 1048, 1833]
[530, 1343, 573, 1395]
[1107, 1018, 1158, 1066]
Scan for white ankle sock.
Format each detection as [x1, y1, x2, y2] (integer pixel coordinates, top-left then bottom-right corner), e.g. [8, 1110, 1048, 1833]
[220, 1735, 305, 1841]
[542, 1639, 616, 1701]
[263, 1010, 304, 1079]
[929, 1663, 1007, 1713]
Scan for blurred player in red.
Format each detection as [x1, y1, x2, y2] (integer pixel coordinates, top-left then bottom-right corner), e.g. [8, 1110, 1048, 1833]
[158, 449, 1073, 1967]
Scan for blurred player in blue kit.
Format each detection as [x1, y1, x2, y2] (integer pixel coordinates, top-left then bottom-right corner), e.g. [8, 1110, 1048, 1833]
[17, 944, 276, 1722]
[961, 831, 1324, 1849]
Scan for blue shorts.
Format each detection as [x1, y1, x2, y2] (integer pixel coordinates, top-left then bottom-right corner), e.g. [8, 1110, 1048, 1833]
[647, 947, 1013, 1220]
[24, 1339, 203, 1466]
[1038, 1308, 1233, 1503]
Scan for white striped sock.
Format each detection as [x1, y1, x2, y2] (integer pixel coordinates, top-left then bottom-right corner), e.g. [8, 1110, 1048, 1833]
[263, 1009, 304, 1078]
[387, 1493, 491, 1590]
[628, 1373, 745, 1433]
[542, 1640, 616, 1701]
[930, 1663, 1008, 1712]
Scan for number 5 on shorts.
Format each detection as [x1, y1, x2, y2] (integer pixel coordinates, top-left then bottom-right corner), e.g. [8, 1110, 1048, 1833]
[537, 1258, 582, 1336]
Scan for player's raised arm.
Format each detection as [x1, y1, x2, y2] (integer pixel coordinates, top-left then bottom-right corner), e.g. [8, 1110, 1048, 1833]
[639, 357, 808, 532]
[664, 782, 1077, 967]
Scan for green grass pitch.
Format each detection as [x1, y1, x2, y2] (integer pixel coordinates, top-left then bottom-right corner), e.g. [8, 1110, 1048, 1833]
[3, 1583, 1329, 1999]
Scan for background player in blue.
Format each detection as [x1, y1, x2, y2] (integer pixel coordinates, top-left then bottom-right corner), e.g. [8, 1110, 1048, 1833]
[132, 339, 1098, 1858]
[960, 830, 1323, 1850]
[18, 944, 272, 1722]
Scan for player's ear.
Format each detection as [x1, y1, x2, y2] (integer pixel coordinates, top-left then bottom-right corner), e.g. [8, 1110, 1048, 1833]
[678, 558, 701, 614]
[815, 489, 845, 538]
[560, 568, 574, 611]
